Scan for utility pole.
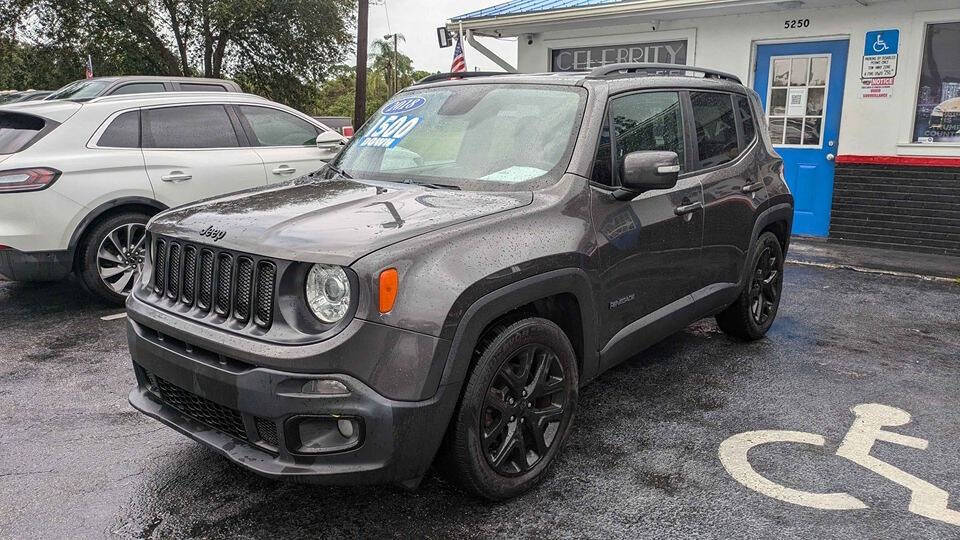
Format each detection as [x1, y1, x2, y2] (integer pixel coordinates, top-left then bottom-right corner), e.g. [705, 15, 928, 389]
[354, 0, 369, 131]
[392, 33, 398, 95]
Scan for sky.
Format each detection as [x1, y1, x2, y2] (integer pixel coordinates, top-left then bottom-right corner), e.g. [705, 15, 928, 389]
[363, 0, 519, 73]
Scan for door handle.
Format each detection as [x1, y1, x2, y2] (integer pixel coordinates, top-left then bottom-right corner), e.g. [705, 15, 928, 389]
[741, 181, 765, 194]
[674, 201, 703, 216]
[160, 172, 192, 182]
[272, 165, 297, 175]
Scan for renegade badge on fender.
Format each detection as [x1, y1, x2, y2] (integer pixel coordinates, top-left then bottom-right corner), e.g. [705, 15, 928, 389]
[127, 64, 793, 500]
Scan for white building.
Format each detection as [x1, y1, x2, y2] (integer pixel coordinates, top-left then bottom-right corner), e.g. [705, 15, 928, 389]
[449, 0, 960, 256]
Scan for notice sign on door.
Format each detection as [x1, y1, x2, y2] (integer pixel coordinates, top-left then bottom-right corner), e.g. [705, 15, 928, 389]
[861, 29, 898, 99]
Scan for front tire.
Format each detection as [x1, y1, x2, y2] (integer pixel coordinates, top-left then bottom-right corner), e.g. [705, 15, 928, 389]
[715, 231, 784, 340]
[78, 211, 150, 305]
[443, 317, 579, 500]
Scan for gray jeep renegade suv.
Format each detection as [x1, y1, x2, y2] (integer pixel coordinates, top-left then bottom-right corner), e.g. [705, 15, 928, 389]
[127, 63, 793, 500]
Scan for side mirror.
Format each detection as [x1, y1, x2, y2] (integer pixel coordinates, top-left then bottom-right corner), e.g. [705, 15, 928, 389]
[316, 130, 344, 150]
[614, 151, 680, 201]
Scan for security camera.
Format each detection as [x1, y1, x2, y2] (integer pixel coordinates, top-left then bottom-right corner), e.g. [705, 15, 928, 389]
[525, 34, 534, 45]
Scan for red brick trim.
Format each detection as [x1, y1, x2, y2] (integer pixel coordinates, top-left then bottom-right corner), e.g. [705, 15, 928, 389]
[836, 154, 960, 167]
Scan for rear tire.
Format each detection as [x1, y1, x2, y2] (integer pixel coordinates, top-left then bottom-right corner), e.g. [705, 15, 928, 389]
[715, 231, 784, 340]
[443, 317, 579, 501]
[78, 211, 151, 306]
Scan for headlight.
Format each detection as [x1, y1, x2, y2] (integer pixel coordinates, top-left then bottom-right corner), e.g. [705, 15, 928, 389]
[305, 264, 351, 323]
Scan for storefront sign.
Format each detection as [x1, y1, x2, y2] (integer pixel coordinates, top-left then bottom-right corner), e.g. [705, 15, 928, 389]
[861, 29, 899, 79]
[550, 40, 687, 71]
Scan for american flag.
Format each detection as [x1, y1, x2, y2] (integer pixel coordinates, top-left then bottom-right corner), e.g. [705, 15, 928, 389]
[450, 35, 466, 73]
[84, 55, 94, 79]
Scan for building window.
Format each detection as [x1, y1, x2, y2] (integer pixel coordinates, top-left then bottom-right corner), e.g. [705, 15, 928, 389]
[765, 55, 829, 147]
[914, 21, 960, 143]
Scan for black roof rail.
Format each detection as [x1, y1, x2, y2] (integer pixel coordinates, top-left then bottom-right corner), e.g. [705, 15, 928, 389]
[415, 71, 511, 85]
[586, 63, 742, 84]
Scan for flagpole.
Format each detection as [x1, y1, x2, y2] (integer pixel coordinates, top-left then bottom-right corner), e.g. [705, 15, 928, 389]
[459, 22, 466, 69]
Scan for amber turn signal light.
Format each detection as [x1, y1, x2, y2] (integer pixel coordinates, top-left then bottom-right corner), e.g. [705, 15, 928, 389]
[379, 268, 399, 314]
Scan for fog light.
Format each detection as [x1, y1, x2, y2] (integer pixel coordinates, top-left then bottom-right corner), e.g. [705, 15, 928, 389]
[287, 415, 362, 454]
[337, 418, 355, 438]
[301, 379, 350, 395]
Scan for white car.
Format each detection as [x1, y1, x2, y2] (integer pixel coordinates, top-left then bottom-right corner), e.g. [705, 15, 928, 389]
[0, 92, 345, 304]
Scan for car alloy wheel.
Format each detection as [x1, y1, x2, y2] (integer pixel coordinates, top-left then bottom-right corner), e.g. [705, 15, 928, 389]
[749, 245, 782, 326]
[97, 223, 146, 295]
[481, 343, 568, 476]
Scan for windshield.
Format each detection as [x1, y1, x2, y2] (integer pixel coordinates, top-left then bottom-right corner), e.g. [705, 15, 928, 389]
[331, 84, 585, 190]
[46, 80, 111, 101]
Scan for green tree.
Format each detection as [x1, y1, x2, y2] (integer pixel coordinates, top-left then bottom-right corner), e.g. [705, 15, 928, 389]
[1, 0, 356, 111]
[314, 62, 432, 124]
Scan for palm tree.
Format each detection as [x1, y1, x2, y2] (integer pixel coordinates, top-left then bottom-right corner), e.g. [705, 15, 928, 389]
[370, 35, 412, 96]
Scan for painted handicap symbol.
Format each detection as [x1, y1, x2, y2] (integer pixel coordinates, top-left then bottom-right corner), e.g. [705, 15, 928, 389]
[719, 403, 960, 526]
[872, 34, 890, 54]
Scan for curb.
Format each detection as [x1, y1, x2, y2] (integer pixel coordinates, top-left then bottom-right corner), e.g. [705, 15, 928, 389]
[786, 258, 960, 284]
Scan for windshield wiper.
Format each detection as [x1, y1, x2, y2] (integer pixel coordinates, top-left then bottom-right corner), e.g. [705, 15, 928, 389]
[326, 164, 353, 179]
[396, 178, 461, 190]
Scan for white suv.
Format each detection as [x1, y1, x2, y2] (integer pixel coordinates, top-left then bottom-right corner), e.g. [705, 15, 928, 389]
[0, 92, 345, 304]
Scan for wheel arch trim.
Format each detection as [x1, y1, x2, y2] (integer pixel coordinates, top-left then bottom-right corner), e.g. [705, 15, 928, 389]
[436, 267, 600, 394]
[68, 197, 168, 256]
[741, 201, 793, 289]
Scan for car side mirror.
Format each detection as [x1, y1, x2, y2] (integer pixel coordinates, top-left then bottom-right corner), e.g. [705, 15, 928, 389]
[316, 130, 344, 150]
[613, 151, 680, 201]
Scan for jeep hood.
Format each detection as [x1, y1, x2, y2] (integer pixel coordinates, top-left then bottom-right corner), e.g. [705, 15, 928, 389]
[149, 178, 533, 265]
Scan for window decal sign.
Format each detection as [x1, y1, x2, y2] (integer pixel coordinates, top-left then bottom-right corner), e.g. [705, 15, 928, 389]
[382, 96, 426, 115]
[359, 115, 421, 148]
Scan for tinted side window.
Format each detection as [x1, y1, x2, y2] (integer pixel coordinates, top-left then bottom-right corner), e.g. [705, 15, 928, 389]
[690, 92, 739, 169]
[0, 112, 45, 154]
[180, 83, 227, 92]
[98, 111, 140, 148]
[238, 106, 319, 146]
[142, 105, 238, 149]
[109, 83, 166, 96]
[736, 95, 757, 148]
[610, 91, 685, 180]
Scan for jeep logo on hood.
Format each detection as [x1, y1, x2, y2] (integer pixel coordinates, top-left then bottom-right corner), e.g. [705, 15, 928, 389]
[200, 226, 226, 242]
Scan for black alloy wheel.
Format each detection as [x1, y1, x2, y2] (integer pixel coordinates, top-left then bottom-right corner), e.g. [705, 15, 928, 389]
[749, 245, 782, 326]
[442, 317, 578, 500]
[481, 344, 567, 476]
[715, 231, 784, 340]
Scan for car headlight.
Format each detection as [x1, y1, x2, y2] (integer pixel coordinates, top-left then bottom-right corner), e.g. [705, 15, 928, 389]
[305, 264, 352, 323]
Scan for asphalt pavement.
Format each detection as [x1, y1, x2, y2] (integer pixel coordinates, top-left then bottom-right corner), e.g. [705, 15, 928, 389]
[1, 264, 958, 539]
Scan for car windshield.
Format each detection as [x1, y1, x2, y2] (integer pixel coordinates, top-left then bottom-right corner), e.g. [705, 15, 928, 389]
[46, 80, 111, 101]
[330, 84, 586, 190]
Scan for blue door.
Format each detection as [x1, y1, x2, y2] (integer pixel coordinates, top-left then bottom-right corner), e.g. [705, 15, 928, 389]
[754, 40, 849, 236]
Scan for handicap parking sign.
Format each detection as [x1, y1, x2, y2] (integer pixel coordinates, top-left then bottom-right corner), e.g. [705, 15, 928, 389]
[862, 29, 899, 79]
[864, 29, 899, 56]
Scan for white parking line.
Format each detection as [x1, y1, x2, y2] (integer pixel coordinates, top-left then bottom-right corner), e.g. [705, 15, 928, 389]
[100, 312, 127, 321]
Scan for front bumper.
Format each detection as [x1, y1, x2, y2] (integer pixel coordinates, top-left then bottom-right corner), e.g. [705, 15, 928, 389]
[126, 306, 460, 486]
[0, 248, 72, 281]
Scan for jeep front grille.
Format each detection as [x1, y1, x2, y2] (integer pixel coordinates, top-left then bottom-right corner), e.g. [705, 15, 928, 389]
[150, 237, 277, 330]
